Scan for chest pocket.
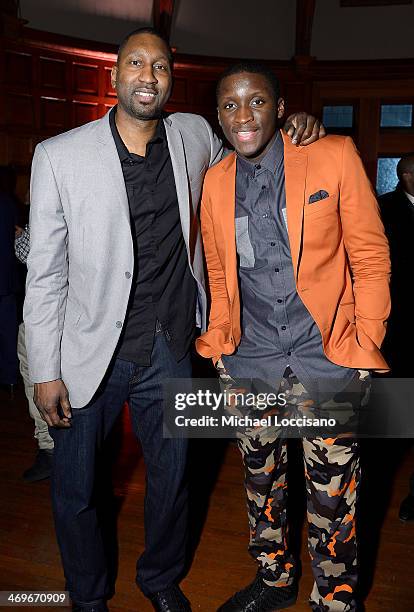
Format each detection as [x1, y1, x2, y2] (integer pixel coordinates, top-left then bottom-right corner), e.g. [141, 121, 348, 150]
[235, 216, 255, 268]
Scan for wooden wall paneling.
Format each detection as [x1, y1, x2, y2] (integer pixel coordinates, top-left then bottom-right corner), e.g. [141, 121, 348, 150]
[284, 80, 313, 115]
[6, 93, 35, 129]
[72, 100, 99, 127]
[32, 50, 41, 134]
[73, 62, 99, 96]
[356, 98, 381, 183]
[40, 96, 67, 131]
[169, 77, 187, 106]
[39, 56, 66, 91]
[190, 79, 217, 112]
[379, 132, 414, 155]
[1, 28, 414, 196]
[4, 50, 32, 87]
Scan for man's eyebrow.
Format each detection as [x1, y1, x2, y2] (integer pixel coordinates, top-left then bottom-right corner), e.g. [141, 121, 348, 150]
[219, 90, 267, 101]
[124, 50, 169, 62]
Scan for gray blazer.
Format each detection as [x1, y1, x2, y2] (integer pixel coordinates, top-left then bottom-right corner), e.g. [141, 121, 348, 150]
[24, 111, 223, 408]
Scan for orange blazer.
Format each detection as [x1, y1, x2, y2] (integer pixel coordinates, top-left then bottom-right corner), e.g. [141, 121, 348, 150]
[195, 130, 391, 370]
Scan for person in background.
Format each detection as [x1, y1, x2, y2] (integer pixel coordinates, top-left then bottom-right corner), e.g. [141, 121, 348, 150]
[378, 153, 414, 377]
[0, 165, 19, 395]
[197, 63, 390, 612]
[378, 153, 414, 523]
[15, 223, 55, 482]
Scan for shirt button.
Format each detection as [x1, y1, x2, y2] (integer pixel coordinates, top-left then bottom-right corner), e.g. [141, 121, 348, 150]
[287, 351, 292, 356]
[261, 185, 266, 190]
[270, 242, 276, 246]
[125, 271, 131, 279]
[255, 164, 261, 170]
[116, 321, 122, 328]
[262, 213, 268, 218]
[277, 299, 283, 304]
[281, 325, 286, 330]
[274, 268, 280, 272]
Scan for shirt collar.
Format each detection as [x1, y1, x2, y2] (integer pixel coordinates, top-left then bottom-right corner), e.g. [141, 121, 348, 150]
[404, 190, 414, 205]
[109, 105, 165, 162]
[237, 131, 283, 178]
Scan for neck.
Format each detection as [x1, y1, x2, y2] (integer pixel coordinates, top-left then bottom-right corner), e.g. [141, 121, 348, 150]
[115, 105, 159, 156]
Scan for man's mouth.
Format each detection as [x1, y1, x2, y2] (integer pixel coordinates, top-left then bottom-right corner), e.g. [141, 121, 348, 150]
[234, 130, 258, 143]
[133, 89, 157, 103]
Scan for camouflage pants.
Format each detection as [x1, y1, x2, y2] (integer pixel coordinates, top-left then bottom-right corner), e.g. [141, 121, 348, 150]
[236, 367, 371, 612]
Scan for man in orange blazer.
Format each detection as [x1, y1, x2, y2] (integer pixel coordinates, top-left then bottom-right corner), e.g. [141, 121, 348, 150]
[196, 64, 390, 612]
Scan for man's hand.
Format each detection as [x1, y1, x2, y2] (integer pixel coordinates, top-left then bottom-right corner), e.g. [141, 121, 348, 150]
[34, 380, 72, 428]
[283, 113, 326, 146]
[15, 225, 24, 238]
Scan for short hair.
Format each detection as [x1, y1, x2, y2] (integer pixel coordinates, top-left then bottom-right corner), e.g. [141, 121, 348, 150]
[117, 27, 173, 66]
[216, 62, 281, 104]
[397, 152, 414, 180]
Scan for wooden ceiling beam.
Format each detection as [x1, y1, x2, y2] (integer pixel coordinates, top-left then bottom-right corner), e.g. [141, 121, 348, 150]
[295, 0, 316, 57]
[153, 0, 175, 44]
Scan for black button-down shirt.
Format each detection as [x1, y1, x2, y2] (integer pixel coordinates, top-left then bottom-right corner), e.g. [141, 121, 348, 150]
[110, 107, 197, 365]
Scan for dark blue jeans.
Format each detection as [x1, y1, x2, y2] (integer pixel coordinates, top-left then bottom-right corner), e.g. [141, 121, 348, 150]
[49, 331, 191, 606]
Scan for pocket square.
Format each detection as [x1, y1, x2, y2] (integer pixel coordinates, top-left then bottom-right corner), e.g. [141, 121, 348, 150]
[309, 190, 329, 204]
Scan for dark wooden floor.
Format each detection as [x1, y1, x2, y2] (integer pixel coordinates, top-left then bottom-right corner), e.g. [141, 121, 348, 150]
[1, 385, 414, 612]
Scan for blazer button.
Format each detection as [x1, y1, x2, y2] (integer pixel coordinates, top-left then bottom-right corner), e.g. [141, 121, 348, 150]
[116, 321, 122, 328]
[125, 271, 131, 279]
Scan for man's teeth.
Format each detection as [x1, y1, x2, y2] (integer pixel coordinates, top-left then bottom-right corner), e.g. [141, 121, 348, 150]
[134, 91, 156, 97]
[237, 131, 256, 141]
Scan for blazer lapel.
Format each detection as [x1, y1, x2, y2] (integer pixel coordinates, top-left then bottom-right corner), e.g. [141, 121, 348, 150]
[164, 117, 191, 250]
[218, 153, 238, 297]
[95, 112, 130, 225]
[281, 130, 308, 277]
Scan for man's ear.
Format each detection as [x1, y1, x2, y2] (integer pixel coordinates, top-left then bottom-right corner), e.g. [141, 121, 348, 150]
[111, 65, 117, 90]
[217, 107, 222, 128]
[277, 97, 285, 120]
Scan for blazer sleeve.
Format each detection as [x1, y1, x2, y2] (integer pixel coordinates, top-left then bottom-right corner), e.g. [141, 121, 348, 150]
[195, 180, 231, 363]
[24, 143, 69, 383]
[339, 137, 391, 352]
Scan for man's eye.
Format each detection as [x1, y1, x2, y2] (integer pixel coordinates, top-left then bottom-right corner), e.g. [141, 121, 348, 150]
[252, 99, 264, 106]
[130, 60, 142, 66]
[154, 64, 167, 70]
[224, 103, 236, 110]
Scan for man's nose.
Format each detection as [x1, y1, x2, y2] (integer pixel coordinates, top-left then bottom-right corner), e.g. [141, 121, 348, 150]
[235, 106, 253, 125]
[138, 64, 157, 84]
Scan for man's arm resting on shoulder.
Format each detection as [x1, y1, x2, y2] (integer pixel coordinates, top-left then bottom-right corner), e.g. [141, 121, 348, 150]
[24, 143, 72, 426]
[339, 137, 391, 353]
[283, 112, 326, 146]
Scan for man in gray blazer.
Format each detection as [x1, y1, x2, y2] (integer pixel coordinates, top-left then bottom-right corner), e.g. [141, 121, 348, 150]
[24, 27, 324, 612]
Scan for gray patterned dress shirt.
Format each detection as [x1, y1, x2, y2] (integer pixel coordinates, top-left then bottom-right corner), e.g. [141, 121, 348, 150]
[222, 132, 355, 397]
